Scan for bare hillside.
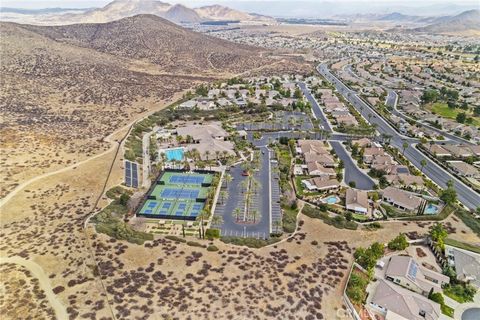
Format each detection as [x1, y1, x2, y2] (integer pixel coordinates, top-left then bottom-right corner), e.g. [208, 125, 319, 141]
[0, 15, 272, 196]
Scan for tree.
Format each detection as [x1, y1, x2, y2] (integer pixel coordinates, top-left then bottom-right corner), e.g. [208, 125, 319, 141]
[345, 211, 353, 221]
[429, 223, 448, 251]
[119, 193, 130, 206]
[420, 159, 427, 173]
[197, 210, 210, 239]
[250, 210, 260, 223]
[388, 234, 409, 251]
[293, 88, 303, 99]
[349, 181, 356, 188]
[224, 173, 233, 188]
[233, 208, 241, 222]
[429, 292, 444, 306]
[402, 141, 409, 155]
[440, 180, 457, 205]
[220, 190, 227, 204]
[421, 89, 439, 103]
[211, 215, 223, 227]
[456, 112, 467, 123]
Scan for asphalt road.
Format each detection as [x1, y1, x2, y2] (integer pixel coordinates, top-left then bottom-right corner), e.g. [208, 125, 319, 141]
[385, 89, 472, 145]
[299, 81, 375, 190]
[319, 63, 480, 210]
[330, 141, 375, 189]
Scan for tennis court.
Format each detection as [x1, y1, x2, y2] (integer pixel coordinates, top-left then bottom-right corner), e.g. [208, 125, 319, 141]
[137, 171, 213, 221]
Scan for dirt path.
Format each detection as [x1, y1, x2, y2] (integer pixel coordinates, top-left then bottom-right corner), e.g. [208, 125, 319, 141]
[0, 99, 178, 209]
[0, 256, 68, 320]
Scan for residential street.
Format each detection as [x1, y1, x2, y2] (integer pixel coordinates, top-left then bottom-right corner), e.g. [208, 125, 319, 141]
[300, 81, 375, 190]
[318, 63, 480, 210]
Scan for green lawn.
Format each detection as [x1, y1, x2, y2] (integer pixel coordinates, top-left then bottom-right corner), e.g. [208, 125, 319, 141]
[430, 103, 480, 126]
[441, 304, 454, 318]
[444, 238, 480, 254]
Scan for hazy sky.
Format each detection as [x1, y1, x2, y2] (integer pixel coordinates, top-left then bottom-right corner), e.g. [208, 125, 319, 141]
[2, 0, 478, 9]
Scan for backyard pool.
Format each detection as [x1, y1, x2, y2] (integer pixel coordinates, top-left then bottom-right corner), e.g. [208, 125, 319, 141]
[462, 308, 480, 320]
[164, 148, 184, 161]
[424, 203, 440, 215]
[322, 195, 340, 205]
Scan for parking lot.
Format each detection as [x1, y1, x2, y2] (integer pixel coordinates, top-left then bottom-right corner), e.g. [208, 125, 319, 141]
[213, 145, 277, 238]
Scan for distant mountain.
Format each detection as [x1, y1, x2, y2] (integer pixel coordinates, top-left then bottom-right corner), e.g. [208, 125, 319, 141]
[0, 7, 89, 14]
[414, 9, 480, 35]
[194, 4, 272, 22]
[378, 12, 421, 22]
[165, 4, 201, 23]
[0, 0, 273, 25]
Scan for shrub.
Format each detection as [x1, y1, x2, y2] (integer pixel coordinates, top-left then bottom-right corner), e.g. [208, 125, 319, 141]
[187, 241, 205, 248]
[205, 228, 220, 239]
[165, 235, 187, 243]
[220, 236, 280, 248]
[207, 245, 219, 252]
[388, 234, 409, 251]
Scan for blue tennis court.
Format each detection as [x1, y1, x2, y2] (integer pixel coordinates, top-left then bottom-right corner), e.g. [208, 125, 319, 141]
[148, 202, 158, 208]
[169, 175, 205, 185]
[161, 188, 199, 199]
[162, 202, 172, 209]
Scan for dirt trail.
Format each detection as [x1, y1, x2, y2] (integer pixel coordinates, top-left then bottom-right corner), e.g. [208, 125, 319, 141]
[0, 97, 180, 209]
[0, 256, 68, 320]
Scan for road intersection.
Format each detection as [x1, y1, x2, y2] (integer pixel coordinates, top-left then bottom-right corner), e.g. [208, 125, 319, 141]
[317, 63, 479, 210]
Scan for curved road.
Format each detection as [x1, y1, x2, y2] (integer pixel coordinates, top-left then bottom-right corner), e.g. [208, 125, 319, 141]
[299, 82, 375, 190]
[318, 63, 480, 210]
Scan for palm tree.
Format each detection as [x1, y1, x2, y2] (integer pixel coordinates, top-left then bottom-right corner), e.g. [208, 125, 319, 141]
[215, 150, 220, 161]
[402, 141, 409, 155]
[197, 209, 210, 239]
[420, 159, 427, 173]
[233, 208, 241, 222]
[211, 215, 223, 227]
[220, 190, 228, 204]
[224, 173, 233, 188]
[250, 210, 260, 223]
[273, 220, 283, 233]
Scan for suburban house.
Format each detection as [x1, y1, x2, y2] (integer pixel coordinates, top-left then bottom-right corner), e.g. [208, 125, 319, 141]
[386, 174, 425, 190]
[384, 255, 450, 296]
[363, 147, 386, 164]
[442, 145, 472, 158]
[306, 162, 336, 177]
[445, 245, 480, 289]
[368, 279, 441, 320]
[448, 161, 480, 178]
[302, 177, 340, 192]
[427, 145, 451, 157]
[382, 187, 425, 213]
[345, 189, 369, 215]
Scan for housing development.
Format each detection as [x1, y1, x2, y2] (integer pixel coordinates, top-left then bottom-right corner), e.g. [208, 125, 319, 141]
[1, 0, 480, 320]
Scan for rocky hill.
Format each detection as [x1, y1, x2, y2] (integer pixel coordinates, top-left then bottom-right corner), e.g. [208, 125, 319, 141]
[0, 0, 274, 25]
[0, 14, 273, 194]
[414, 9, 480, 35]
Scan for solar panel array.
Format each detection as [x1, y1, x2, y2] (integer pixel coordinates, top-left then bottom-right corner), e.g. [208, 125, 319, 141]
[407, 261, 418, 281]
[125, 161, 132, 187]
[125, 160, 139, 188]
[132, 162, 139, 188]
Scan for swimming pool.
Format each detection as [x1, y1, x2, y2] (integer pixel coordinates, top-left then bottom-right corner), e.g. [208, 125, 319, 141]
[165, 148, 184, 161]
[322, 195, 339, 205]
[424, 203, 440, 215]
[462, 308, 480, 320]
